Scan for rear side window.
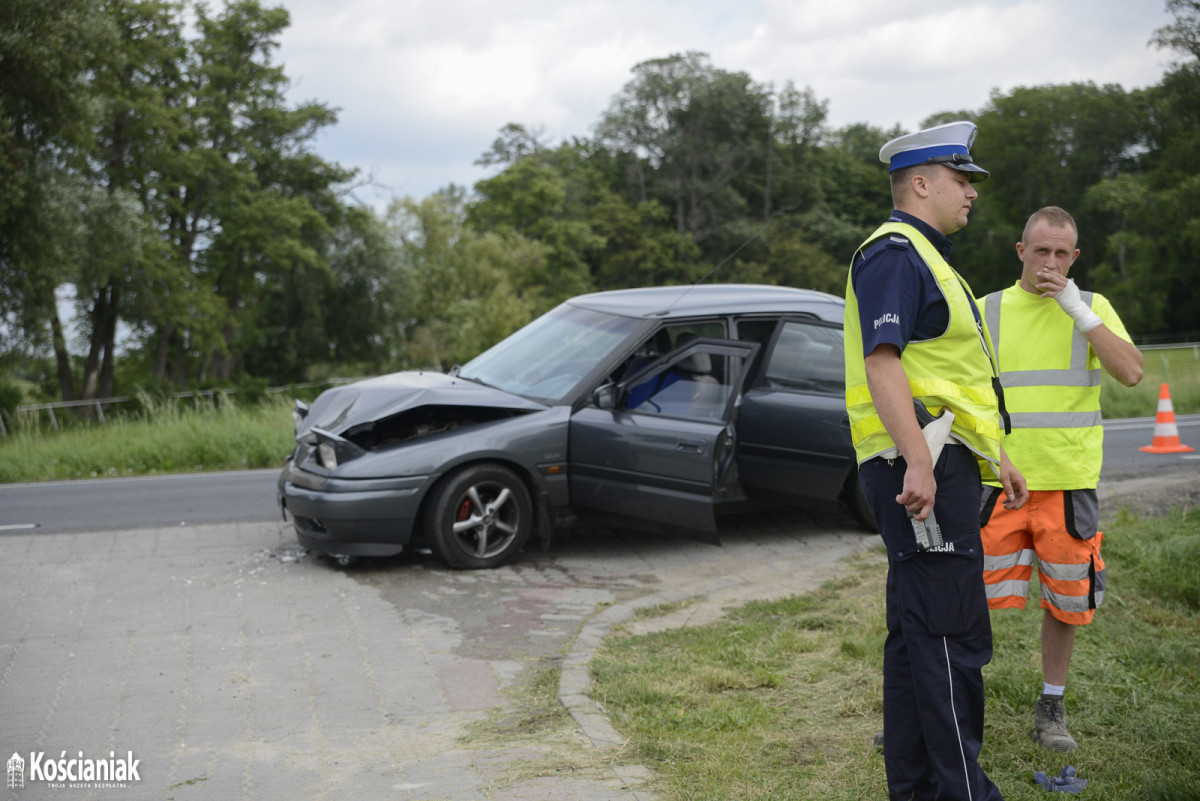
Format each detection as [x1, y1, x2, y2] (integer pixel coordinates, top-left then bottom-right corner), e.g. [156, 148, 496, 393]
[764, 321, 845, 395]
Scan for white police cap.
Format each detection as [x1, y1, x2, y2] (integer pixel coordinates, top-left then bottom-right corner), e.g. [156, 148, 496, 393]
[879, 121, 989, 182]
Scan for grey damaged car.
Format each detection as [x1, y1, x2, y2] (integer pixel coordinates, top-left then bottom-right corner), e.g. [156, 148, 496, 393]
[277, 284, 871, 569]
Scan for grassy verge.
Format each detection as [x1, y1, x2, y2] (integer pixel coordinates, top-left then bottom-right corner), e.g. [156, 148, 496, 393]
[0, 394, 294, 483]
[1103, 345, 1200, 418]
[590, 505, 1200, 801]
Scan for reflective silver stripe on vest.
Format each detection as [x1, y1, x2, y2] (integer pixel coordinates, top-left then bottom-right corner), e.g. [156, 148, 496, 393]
[985, 291, 1096, 395]
[985, 578, 1030, 601]
[985, 293, 1002, 355]
[984, 548, 1036, 572]
[1009, 410, 1104, 428]
[997, 368, 1102, 388]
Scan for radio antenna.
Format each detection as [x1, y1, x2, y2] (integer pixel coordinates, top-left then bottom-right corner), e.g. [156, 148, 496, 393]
[662, 206, 795, 313]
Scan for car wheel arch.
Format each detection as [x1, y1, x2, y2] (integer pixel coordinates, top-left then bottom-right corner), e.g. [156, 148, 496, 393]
[416, 458, 550, 563]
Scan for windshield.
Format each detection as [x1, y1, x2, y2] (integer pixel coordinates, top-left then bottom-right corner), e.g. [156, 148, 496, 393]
[458, 304, 641, 401]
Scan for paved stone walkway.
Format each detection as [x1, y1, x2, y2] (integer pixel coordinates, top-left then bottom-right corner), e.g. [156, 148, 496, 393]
[0, 509, 877, 800]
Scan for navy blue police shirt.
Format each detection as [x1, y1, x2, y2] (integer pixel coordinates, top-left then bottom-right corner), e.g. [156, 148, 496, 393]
[851, 210, 970, 357]
[852, 211, 990, 557]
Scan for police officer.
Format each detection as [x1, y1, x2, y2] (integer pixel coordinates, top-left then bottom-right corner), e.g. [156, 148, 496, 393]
[844, 121, 1028, 801]
[980, 206, 1142, 751]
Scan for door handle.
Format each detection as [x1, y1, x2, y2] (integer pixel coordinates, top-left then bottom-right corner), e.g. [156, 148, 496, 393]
[677, 439, 705, 454]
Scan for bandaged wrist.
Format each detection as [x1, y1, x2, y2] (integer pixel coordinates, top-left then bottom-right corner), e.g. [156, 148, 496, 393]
[1060, 297, 1102, 332]
[1054, 282, 1103, 332]
[1072, 308, 1103, 332]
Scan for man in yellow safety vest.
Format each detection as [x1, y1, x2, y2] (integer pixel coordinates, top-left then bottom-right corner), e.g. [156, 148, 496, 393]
[980, 206, 1143, 751]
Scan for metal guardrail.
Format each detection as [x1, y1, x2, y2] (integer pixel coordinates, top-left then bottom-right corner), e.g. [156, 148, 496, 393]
[1142, 343, 1200, 356]
[1134, 331, 1200, 348]
[17, 395, 133, 428]
[3, 379, 361, 435]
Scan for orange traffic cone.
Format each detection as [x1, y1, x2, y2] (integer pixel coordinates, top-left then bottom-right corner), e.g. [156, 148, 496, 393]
[1139, 383, 1194, 454]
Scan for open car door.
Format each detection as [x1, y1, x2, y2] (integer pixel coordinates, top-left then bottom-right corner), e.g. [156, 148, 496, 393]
[568, 337, 759, 534]
[738, 318, 854, 506]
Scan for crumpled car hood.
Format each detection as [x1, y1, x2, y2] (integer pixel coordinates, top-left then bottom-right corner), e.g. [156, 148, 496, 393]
[301, 370, 547, 437]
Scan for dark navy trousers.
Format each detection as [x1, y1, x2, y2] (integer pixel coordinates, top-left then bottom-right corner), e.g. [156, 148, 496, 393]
[859, 445, 1004, 801]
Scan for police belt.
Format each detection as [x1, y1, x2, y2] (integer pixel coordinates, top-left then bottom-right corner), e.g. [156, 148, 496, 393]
[868, 441, 966, 464]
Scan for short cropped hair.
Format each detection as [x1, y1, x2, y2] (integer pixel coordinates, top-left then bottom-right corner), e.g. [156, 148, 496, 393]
[889, 164, 934, 205]
[1022, 206, 1077, 244]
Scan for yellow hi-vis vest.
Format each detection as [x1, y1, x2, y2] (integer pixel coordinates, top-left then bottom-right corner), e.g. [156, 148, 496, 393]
[982, 283, 1108, 489]
[843, 222, 1003, 472]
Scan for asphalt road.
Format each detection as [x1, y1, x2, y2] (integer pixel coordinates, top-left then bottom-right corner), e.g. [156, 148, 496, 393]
[0, 468, 283, 534]
[1094, 413, 1200, 479]
[1, 416, 1197, 536]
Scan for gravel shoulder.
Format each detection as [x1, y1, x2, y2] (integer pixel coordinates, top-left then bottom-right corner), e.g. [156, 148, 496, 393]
[1099, 468, 1200, 521]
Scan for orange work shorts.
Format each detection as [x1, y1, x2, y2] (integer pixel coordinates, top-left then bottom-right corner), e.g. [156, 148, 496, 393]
[980, 488, 1106, 625]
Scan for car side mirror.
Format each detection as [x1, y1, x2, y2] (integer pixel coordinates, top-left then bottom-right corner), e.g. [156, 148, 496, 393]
[592, 384, 617, 410]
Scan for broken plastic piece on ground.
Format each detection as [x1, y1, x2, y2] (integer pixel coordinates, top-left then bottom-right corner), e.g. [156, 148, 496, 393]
[1033, 765, 1088, 793]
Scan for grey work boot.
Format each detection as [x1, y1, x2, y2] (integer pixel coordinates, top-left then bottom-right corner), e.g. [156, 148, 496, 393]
[1033, 694, 1078, 751]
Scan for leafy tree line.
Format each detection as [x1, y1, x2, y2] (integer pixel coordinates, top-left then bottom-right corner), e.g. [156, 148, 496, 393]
[428, 0, 1200, 365]
[3, 0, 1198, 411]
[1, 0, 400, 404]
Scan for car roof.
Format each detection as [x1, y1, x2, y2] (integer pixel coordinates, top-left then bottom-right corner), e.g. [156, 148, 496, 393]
[565, 284, 845, 322]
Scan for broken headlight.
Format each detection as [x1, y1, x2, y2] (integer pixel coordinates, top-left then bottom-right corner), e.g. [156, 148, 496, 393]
[307, 427, 366, 470]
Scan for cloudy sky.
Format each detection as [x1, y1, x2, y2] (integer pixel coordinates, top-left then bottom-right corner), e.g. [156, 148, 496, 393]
[271, 0, 1179, 206]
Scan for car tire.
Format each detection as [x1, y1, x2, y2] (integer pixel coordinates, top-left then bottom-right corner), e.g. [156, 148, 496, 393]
[844, 471, 877, 532]
[426, 464, 533, 569]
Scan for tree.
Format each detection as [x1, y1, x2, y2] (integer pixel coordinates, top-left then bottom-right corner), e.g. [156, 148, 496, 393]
[595, 52, 773, 251]
[242, 204, 405, 382]
[0, 0, 115, 395]
[1154, 0, 1200, 57]
[588, 190, 698, 289]
[474, 122, 549, 169]
[0, 0, 109, 235]
[71, 0, 187, 401]
[390, 191, 542, 369]
[795, 122, 896, 277]
[2, 0, 364, 396]
[763, 82, 829, 221]
[1083, 0, 1200, 335]
[468, 139, 601, 305]
[174, 0, 354, 383]
[320, 206, 408, 372]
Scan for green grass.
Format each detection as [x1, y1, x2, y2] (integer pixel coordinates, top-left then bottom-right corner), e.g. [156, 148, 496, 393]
[0, 394, 294, 482]
[590, 506, 1200, 801]
[1103, 345, 1200, 418]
